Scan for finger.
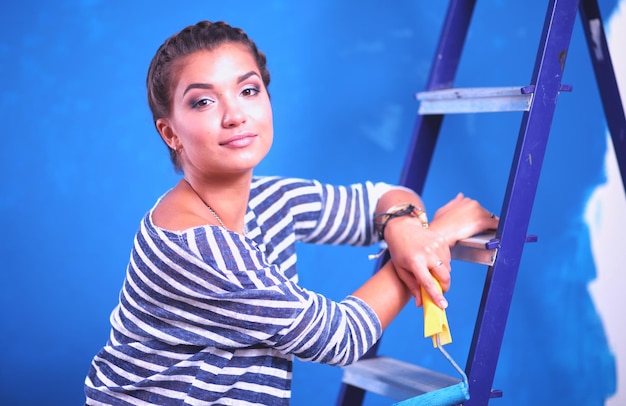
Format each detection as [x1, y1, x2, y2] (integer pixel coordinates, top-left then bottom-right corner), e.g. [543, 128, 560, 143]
[430, 259, 451, 292]
[398, 257, 438, 308]
[420, 270, 448, 309]
[413, 290, 424, 308]
[486, 210, 500, 229]
[396, 267, 421, 303]
[423, 241, 452, 292]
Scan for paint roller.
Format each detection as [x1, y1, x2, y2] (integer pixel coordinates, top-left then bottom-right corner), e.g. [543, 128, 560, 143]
[394, 280, 470, 406]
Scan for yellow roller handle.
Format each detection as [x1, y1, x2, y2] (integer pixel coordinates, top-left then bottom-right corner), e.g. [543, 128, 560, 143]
[420, 279, 452, 348]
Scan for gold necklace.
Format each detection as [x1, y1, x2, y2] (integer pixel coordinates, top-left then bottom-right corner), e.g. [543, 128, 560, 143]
[183, 178, 227, 229]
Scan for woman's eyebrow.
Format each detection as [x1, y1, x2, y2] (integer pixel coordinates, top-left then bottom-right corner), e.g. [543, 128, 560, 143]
[183, 83, 213, 96]
[182, 72, 260, 97]
[237, 71, 259, 83]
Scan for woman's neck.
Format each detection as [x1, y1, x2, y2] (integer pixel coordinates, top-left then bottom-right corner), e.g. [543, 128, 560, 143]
[182, 171, 253, 234]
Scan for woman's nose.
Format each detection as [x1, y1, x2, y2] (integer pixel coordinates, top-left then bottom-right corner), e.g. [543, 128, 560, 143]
[221, 98, 245, 127]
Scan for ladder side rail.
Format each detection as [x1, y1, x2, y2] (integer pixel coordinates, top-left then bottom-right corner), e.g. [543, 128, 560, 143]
[335, 382, 367, 406]
[463, 0, 582, 404]
[427, 0, 478, 90]
[579, 0, 626, 191]
[336, 1, 478, 405]
[400, 0, 478, 193]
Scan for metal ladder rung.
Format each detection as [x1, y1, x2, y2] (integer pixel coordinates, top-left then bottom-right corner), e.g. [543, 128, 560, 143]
[451, 231, 537, 266]
[341, 356, 461, 402]
[451, 231, 499, 266]
[417, 86, 534, 114]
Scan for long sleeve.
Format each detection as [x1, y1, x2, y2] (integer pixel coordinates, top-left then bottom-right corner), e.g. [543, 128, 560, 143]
[85, 177, 389, 405]
[110, 220, 382, 364]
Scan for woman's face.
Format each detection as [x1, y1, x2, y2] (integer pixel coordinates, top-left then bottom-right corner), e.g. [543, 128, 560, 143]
[159, 43, 273, 178]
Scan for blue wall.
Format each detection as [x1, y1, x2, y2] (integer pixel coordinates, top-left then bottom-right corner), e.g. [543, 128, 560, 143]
[0, 1, 619, 405]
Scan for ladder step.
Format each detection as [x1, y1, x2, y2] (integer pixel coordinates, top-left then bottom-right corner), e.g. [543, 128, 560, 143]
[417, 86, 534, 114]
[451, 231, 537, 266]
[451, 231, 499, 266]
[341, 356, 461, 401]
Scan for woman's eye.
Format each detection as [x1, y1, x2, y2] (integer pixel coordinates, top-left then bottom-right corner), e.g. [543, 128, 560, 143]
[191, 98, 212, 108]
[242, 86, 260, 97]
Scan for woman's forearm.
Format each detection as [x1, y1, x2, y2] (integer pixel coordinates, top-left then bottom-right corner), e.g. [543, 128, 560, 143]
[351, 261, 412, 330]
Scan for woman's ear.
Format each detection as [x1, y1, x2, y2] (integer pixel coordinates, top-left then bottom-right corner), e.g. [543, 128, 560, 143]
[156, 118, 180, 150]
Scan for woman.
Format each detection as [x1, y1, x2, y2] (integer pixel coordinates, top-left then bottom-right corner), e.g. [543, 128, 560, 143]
[85, 21, 497, 405]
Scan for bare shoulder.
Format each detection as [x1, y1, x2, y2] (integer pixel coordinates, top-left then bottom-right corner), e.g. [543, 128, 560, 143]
[152, 185, 210, 231]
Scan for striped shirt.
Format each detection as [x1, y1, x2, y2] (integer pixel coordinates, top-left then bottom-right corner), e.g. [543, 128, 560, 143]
[85, 176, 390, 405]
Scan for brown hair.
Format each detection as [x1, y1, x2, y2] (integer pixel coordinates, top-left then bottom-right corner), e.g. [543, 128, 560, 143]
[146, 21, 271, 172]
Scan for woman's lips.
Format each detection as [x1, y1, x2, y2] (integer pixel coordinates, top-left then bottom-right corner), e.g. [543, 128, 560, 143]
[220, 133, 257, 148]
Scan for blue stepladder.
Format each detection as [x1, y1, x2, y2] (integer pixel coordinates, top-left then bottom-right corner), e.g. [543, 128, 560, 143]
[336, 0, 626, 405]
